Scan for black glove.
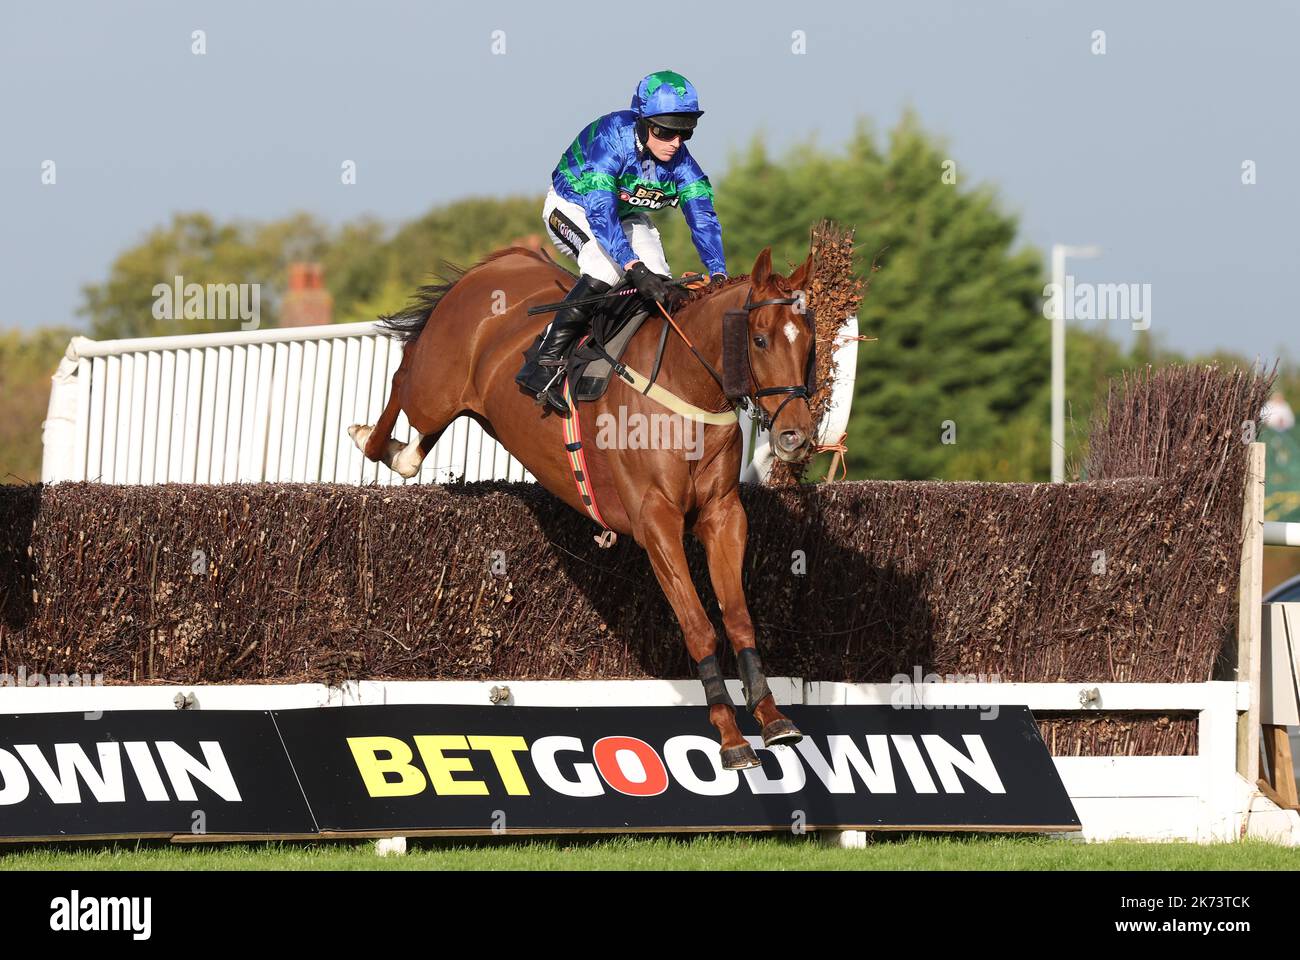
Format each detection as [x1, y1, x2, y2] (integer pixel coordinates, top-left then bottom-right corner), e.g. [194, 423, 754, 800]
[625, 261, 673, 306]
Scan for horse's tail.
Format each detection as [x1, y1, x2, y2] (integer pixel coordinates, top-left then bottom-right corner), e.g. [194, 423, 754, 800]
[376, 262, 468, 343]
[376, 246, 573, 343]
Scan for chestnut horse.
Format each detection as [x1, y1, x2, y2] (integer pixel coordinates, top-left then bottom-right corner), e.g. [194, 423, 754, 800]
[349, 245, 817, 770]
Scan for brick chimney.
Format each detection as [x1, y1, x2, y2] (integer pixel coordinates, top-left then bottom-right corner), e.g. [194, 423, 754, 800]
[281, 262, 333, 327]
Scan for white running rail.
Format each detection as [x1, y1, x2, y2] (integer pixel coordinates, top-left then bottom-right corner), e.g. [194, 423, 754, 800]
[40, 321, 532, 486]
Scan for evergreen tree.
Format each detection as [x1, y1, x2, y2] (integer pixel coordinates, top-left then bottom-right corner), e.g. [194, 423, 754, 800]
[665, 113, 1048, 480]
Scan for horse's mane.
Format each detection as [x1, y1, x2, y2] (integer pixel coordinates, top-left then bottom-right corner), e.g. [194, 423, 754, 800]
[675, 268, 816, 311]
[678, 273, 751, 306]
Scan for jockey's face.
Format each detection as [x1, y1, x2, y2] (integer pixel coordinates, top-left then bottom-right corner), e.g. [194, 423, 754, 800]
[646, 125, 682, 162]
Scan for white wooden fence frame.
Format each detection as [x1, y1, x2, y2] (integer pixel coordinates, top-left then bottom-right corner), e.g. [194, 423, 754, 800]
[41, 321, 531, 486]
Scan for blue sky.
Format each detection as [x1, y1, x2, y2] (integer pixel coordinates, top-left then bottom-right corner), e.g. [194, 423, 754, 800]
[1, 0, 1295, 362]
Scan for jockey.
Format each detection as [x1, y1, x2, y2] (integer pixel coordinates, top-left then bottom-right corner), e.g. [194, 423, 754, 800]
[516, 69, 729, 412]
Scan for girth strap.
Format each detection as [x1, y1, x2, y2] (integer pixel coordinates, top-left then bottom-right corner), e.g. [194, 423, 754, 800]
[613, 361, 739, 425]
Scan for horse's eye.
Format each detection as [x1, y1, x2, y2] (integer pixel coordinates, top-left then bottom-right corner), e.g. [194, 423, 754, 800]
[753, 335, 767, 349]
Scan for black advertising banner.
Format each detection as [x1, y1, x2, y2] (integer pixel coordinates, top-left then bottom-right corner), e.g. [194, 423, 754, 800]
[274, 704, 1079, 834]
[0, 710, 315, 839]
[0, 704, 1079, 840]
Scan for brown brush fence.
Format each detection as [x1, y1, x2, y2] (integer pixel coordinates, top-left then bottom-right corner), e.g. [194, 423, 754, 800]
[0, 364, 1271, 756]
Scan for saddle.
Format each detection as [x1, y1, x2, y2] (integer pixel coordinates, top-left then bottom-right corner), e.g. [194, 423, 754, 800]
[567, 291, 658, 402]
[520, 280, 659, 404]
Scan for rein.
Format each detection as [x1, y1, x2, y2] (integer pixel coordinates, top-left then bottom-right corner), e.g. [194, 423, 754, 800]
[651, 300, 727, 397]
[575, 282, 816, 434]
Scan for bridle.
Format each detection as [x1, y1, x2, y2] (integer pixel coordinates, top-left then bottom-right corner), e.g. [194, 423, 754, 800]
[579, 280, 817, 435]
[721, 288, 817, 433]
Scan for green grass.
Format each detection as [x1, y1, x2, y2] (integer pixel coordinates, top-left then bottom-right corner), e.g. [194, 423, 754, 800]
[2, 833, 1297, 870]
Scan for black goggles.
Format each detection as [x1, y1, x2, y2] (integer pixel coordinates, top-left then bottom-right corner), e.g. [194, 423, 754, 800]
[648, 123, 693, 142]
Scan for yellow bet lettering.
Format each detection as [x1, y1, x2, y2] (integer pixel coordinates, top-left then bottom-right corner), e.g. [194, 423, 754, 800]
[347, 736, 427, 798]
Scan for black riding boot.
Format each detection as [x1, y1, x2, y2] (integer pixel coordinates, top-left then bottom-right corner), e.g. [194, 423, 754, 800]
[515, 274, 611, 413]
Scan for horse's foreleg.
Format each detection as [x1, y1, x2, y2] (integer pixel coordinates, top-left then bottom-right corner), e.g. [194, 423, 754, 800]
[694, 492, 803, 748]
[638, 491, 759, 770]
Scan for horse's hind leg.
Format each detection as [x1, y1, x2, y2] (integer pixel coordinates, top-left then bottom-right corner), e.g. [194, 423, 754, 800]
[350, 418, 447, 479]
[637, 491, 759, 771]
[349, 348, 450, 478]
[694, 491, 802, 749]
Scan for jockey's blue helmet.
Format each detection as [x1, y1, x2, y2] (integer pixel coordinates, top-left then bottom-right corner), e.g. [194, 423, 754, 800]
[630, 70, 703, 131]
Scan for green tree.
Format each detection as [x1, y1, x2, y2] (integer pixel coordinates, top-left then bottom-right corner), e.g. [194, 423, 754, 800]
[80, 211, 331, 339]
[0, 327, 78, 483]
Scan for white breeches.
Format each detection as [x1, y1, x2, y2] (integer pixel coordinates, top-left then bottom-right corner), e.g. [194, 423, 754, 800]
[541, 187, 671, 286]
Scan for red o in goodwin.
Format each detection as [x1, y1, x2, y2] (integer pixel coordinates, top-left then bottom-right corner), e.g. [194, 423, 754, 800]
[592, 737, 669, 796]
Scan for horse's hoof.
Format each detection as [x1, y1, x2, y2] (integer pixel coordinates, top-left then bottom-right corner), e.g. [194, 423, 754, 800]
[761, 718, 803, 748]
[720, 745, 763, 770]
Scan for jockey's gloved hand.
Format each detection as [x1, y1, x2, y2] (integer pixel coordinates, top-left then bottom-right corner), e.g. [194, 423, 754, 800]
[625, 261, 673, 306]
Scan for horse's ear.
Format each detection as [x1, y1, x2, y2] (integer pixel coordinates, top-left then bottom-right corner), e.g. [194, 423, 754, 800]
[751, 247, 773, 288]
[788, 252, 815, 292]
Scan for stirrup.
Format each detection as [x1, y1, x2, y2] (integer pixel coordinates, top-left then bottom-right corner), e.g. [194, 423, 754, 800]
[534, 367, 568, 412]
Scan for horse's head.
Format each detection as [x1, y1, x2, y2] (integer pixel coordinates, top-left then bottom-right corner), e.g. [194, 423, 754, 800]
[728, 247, 818, 463]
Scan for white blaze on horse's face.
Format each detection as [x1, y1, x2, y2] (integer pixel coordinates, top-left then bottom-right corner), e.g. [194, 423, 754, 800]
[782, 320, 799, 345]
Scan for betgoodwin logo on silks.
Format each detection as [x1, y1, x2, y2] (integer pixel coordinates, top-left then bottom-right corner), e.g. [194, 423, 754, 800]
[618, 185, 678, 209]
